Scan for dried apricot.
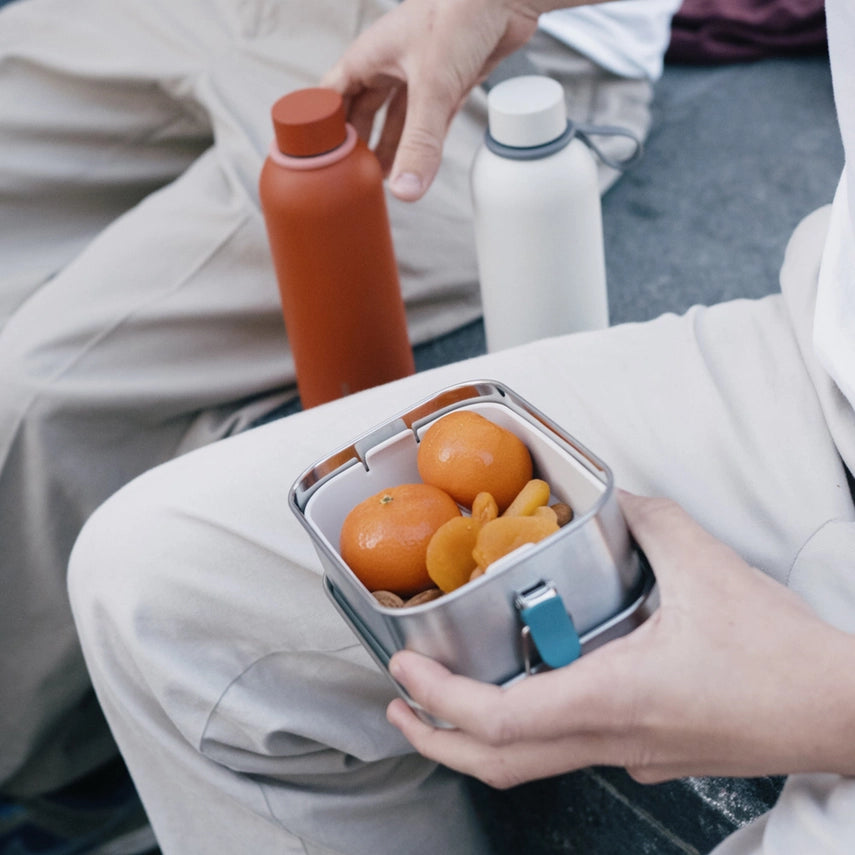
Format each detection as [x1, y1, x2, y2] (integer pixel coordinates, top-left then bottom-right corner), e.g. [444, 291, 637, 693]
[532, 504, 559, 525]
[472, 513, 559, 572]
[502, 478, 551, 517]
[472, 491, 499, 525]
[426, 516, 481, 593]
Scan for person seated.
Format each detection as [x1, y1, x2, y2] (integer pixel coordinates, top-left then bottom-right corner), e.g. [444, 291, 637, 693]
[0, 0, 680, 850]
[66, 0, 855, 853]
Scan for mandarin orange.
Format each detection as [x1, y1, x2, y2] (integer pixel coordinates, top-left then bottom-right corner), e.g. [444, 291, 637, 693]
[339, 483, 461, 596]
[417, 410, 533, 512]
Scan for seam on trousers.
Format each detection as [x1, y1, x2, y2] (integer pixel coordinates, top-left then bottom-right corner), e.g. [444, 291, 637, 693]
[255, 780, 314, 855]
[235, 0, 280, 39]
[198, 645, 366, 851]
[0, 207, 253, 473]
[198, 643, 365, 754]
[783, 515, 852, 588]
[2, 56, 211, 184]
[63, 104, 210, 183]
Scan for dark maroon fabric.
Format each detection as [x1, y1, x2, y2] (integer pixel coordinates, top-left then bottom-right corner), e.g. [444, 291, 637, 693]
[666, 0, 827, 63]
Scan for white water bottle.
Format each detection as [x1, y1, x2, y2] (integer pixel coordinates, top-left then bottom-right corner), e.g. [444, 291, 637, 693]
[471, 75, 609, 352]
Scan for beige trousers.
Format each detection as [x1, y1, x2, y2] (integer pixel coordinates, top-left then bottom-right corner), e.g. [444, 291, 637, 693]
[69, 205, 855, 854]
[0, 0, 652, 795]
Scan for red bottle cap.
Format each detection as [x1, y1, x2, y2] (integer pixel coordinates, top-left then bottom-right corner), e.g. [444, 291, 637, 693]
[271, 88, 348, 157]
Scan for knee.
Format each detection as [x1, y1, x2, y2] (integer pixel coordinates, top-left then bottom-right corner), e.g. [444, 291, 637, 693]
[67, 468, 177, 653]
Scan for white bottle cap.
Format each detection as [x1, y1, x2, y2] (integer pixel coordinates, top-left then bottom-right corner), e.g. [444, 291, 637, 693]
[487, 75, 567, 148]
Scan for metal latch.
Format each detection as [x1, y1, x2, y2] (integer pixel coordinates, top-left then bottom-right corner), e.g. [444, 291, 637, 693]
[515, 581, 581, 674]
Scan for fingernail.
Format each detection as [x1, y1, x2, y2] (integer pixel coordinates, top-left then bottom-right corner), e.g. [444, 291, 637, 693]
[390, 172, 423, 199]
[389, 654, 404, 680]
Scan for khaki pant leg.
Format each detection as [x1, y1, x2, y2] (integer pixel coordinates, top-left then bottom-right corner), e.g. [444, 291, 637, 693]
[0, 0, 479, 794]
[69, 209, 854, 853]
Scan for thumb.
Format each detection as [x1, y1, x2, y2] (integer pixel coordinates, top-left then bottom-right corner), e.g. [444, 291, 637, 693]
[387, 88, 454, 201]
[617, 490, 745, 591]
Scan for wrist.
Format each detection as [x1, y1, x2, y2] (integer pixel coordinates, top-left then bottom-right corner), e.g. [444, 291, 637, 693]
[772, 620, 855, 778]
[801, 626, 855, 776]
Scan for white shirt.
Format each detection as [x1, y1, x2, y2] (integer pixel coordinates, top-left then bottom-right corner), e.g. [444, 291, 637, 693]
[539, 0, 683, 81]
[814, 0, 855, 415]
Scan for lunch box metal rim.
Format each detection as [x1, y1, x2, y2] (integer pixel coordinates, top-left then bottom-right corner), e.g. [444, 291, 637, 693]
[290, 378, 609, 521]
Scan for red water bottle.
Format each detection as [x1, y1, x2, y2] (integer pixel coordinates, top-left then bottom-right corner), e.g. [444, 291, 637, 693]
[259, 87, 415, 408]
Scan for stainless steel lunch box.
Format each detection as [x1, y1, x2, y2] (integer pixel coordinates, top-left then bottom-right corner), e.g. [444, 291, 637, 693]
[290, 380, 657, 710]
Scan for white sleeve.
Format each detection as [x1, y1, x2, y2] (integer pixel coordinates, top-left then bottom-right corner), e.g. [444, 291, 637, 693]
[712, 775, 855, 855]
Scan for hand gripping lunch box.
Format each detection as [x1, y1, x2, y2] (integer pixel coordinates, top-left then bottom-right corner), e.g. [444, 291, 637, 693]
[289, 380, 658, 718]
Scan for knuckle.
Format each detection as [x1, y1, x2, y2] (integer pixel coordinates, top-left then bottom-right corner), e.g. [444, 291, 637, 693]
[632, 495, 685, 532]
[623, 738, 668, 785]
[399, 122, 443, 160]
[478, 704, 522, 748]
[646, 495, 681, 518]
[626, 764, 668, 785]
[626, 765, 654, 784]
[480, 757, 523, 791]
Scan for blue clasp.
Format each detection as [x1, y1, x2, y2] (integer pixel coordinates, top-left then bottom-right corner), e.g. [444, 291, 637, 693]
[515, 581, 581, 671]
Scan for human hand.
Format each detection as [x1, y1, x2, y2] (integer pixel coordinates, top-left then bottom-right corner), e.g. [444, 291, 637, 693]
[387, 491, 855, 788]
[321, 0, 548, 201]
